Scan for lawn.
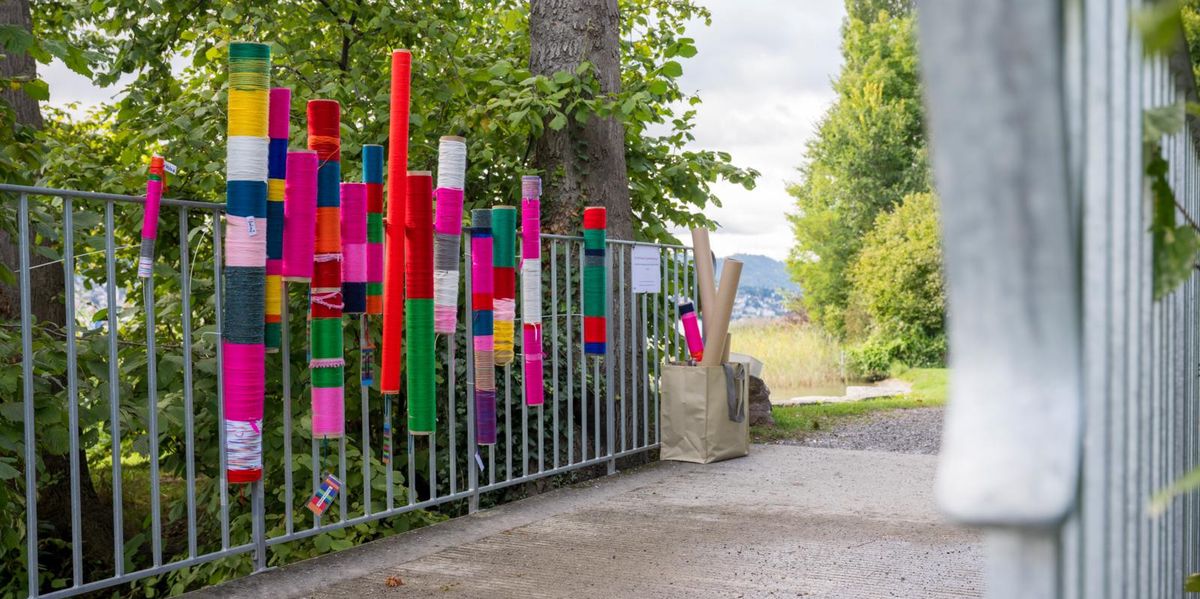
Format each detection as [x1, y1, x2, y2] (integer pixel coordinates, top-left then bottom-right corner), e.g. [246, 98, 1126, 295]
[751, 367, 948, 443]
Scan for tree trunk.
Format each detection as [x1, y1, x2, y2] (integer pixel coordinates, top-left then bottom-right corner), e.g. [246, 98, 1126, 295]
[1, 0, 114, 574]
[529, 0, 633, 241]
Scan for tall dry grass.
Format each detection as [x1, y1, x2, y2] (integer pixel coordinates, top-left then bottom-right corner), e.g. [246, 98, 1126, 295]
[729, 318, 846, 399]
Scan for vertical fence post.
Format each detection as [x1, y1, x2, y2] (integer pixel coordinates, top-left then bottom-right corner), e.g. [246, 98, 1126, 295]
[19, 193, 39, 599]
[465, 233, 479, 514]
[606, 248, 616, 474]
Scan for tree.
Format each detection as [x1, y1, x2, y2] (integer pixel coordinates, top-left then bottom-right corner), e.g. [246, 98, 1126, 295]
[848, 192, 945, 372]
[530, 0, 632, 240]
[786, 5, 928, 337]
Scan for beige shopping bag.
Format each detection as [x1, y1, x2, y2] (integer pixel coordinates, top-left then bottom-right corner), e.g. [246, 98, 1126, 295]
[660, 362, 749, 463]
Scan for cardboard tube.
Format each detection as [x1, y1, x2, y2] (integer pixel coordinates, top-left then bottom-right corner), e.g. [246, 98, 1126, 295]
[700, 259, 741, 367]
[722, 332, 731, 363]
[690, 228, 718, 338]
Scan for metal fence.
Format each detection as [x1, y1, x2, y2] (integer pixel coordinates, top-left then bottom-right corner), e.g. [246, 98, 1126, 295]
[4, 182, 694, 598]
[918, 0, 1200, 597]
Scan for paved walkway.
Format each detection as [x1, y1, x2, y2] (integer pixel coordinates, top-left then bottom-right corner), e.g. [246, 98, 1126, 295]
[190, 446, 982, 598]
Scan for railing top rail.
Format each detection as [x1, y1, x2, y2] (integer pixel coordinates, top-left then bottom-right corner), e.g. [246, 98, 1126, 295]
[0, 183, 224, 212]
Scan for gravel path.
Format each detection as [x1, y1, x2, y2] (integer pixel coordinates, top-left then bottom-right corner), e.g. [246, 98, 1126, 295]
[783, 407, 945, 454]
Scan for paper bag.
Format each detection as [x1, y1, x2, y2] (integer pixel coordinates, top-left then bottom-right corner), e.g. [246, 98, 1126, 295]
[660, 362, 749, 463]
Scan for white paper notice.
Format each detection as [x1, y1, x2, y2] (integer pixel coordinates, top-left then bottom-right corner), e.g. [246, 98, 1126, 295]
[631, 245, 661, 293]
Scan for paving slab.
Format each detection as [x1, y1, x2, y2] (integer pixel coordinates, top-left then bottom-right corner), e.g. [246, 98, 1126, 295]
[187, 445, 982, 599]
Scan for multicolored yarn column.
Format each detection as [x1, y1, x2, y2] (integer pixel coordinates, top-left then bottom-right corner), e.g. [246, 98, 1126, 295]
[406, 173, 435, 434]
[341, 182, 367, 314]
[679, 301, 703, 362]
[582, 207, 607, 355]
[308, 99, 344, 439]
[223, 41, 270, 484]
[471, 209, 496, 445]
[282, 150, 318, 281]
[520, 176, 544, 406]
[382, 49, 412, 400]
[265, 87, 290, 352]
[137, 155, 167, 279]
[433, 136, 466, 334]
[492, 207, 516, 365]
[363, 145, 385, 315]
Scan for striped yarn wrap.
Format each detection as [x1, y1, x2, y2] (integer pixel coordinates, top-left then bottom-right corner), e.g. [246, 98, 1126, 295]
[138, 155, 166, 279]
[433, 136, 466, 334]
[471, 209, 496, 445]
[679, 301, 703, 361]
[282, 150, 318, 280]
[308, 99, 344, 439]
[363, 144, 385, 314]
[223, 41, 270, 483]
[406, 173, 435, 434]
[382, 49, 412, 396]
[265, 87, 290, 351]
[341, 182, 367, 314]
[520, 176, 544, 406]
[583, 207, 607, 355]
[492, 207, 516, 366]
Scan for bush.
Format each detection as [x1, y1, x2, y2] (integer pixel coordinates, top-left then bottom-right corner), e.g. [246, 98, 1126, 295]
[848, 192, 945, 373]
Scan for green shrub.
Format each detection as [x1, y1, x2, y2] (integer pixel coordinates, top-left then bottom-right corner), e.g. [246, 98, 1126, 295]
[848, 192, 946, 373]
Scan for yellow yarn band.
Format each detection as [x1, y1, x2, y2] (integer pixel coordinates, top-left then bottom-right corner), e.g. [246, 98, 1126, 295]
[265, 274, 282, 317]
[268, 178, 285, 201]
[494, 320, 514, 365]
[228, 89, 268, 137]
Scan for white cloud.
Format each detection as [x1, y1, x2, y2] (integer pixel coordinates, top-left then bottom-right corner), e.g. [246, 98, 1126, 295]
[672, 0, 845, 261]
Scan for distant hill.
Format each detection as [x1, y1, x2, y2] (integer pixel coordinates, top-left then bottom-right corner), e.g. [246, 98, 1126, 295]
[713, 254, 799, 319]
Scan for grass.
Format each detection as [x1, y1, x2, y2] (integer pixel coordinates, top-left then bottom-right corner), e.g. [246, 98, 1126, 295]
[751, 367, 949, 443]
[729, 319, 845, 398]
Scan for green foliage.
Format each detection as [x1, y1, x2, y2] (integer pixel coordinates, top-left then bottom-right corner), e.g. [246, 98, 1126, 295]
[1147, 143, 1200, 299]
[785, 8, 929, 337]
[846, 192, 945, 375]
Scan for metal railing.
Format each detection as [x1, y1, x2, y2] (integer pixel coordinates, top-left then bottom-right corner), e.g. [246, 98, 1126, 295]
[918, 0, 1200, 597]
[4, 183, 694, 598]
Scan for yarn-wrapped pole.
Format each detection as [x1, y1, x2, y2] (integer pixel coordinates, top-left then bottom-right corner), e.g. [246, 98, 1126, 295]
[406, 172, 435, 434]
[492, 207, 516, 365]
[582, 207, 607, 355]
[282, 150, 318, 281]
[363, 144, 385, 314]
[382, 49, 412, 399]
[679, 301, 703, 361]
[433, 136, 466, 334]
[308, 99, 344, 439]
[223, 41, 270, 483]
[471, 209, 496, 445]
[520, 176, 544, 406]
[264, 87, 290, 352]
[341, 182, 367, 315]
[137, 155, 166, 279]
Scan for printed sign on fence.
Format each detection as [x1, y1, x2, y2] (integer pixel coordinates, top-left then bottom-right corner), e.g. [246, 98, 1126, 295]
[631, 245, 661, 293]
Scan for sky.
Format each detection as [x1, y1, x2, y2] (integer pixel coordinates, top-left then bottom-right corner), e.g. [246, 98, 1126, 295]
[40, 1, 847, 261]
[669, 0, 845, 260]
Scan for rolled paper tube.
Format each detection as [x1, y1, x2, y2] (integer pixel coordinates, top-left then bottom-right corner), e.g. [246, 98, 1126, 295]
[138, 155, 166, 279]
[223, 40, 270, 484]
[341, 182, 367, 314]
[521, 176, 543, 406]
[382, 49, 412, 396]
[264, 87, 290, 352]
[582, 207, 607, 355]
[363, 144, 385, 314]
[690, 228, 717, 340]
[282, 150, 318, 281]
[405, 172, 435, 433]
[679, 301, 703, 362]
[471, 209, 496, 444]
[699, 259, 742, 367]
[492, 206, 516, 365]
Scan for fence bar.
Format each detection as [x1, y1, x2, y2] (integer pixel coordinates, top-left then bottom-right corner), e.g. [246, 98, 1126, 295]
[213, 211, 231, 550]
[551, 241, 561, 469]
[62, 197, 82, 586]
[606, 247, 616, 475]
[464, 235, 479, 513]
[579, 246, 588, 461]
[281, 284, 294, 535]
[104, 201, 125, 576]
[618, 245, 627, 453]
[448, 338, 457, 495]
[360, 317, 372, 516]
[144, 277, 163, 567]
[564, 241, 574, 465]
[20, 193, 38, 598]
[179, 208, 199, 558]
[505, 364, 512, 479]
